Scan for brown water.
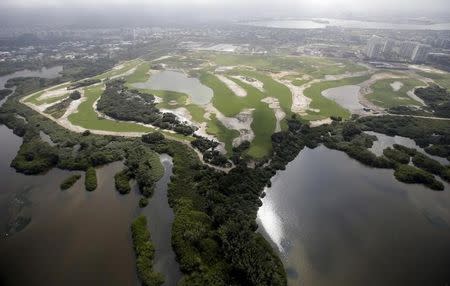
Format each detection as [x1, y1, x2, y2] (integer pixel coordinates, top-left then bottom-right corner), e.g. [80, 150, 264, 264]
[258, 146, 450, 286]
[0, 124, 180, 285]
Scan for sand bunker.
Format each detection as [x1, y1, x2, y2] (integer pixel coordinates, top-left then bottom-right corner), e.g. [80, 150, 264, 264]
[310, 118, 333, 127]
[390, 81, 404, 92]
[205, 104, 255, 147]
[216, 74, 247, 97]
[261, 97, 286, 132]
[231, 75, 264, 92]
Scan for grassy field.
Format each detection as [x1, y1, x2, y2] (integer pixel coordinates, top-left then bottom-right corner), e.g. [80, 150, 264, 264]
[201, 71, 277, 157]
[367, 78, 424, 108]
[68, 85, 153, 132]
[234, 69, 293, 117]
[303, 76, 370, 120]
[417, 71, 450, 90]
[207, 115, 240, 154]
[202, 53, 367, 78]
[125, 61, 151, 84]
[92, 59, 141, 81]
[25, 91, 68, 106]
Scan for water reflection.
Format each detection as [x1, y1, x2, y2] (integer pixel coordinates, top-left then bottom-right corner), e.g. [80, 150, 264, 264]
[0, 66, 63, 89]
[366, 131, 449, 165]
[132, 70, 213, 105]
[258, 146, 450, 285]
[0, 125, 180, 285]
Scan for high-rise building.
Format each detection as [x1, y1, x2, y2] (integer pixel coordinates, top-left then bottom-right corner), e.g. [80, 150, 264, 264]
[399, 41, 417, 60]
[365, 36, 386, 59]
[411, 44, 431, 63]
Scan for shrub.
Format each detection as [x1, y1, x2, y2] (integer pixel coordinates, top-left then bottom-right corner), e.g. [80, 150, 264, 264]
[60, 174, 81, 190]
[383, 147, 410, 164]
[139, 197, 149, 208]
[131, 216, 164, 286]
[85, 167, 97, 191]
[114, 169, 131, 194]
[394, 165, 444, 191]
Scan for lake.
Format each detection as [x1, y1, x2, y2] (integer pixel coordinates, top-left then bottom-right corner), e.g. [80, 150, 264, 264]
[0, 123, 180, 285]
[257, 145, 450, 285]
[0, 66, 63, 89]
[366, 131, 449, 165]
[321, 85, 363, 113]
[133, 70, 213, 105]
[245, 18, 450, 31]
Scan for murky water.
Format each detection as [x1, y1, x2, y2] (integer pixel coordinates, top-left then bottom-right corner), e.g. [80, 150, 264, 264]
[246, 19, 450, 31]
[321, 85, 363, 113]
[0, 124, 180, 285]
[366, 131, 449, 165]
[0, 66, 63, 89]
[257, 146, 450, 286]
[133, 70, 213, 105]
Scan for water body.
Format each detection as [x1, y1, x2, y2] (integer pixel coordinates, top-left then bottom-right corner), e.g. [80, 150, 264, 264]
[366, 131, 449, 165]
[0, 66, 63, 89]
[0, 124, 180, 285]
[141, 154, 182, 286]
[246, 18, 450, 31]
[257, 146, 450, 286]
[133, 70, 213, 105]
[321, 85, 363, 113]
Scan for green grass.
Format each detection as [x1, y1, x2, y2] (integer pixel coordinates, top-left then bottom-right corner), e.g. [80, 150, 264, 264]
[201, 72, 277, 158]
[92, 59, 141, 81]
[25, 91, 68, 106]
[367, 78, 424, 108]
[303, 76, 370, 120]
[125, 61, 151, 84]
[207, 115, 240, 154]
[234, 69, 293, 117]
[417, 71, 450, 90]
[68, 85, 153, 133]
[203, 53, 367, 79]
[185, 104, 207, 123]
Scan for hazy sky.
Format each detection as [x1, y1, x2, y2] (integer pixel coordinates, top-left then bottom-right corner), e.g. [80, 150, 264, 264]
[1, 0, 449, 27]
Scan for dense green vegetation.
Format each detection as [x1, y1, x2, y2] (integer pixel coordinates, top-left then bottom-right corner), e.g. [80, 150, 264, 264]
[125, 143, 164, 197]
[97, 79, 195, 135]
[60, 174, 81, 190]
[43, 97, 73, 119]
[131, 216, 165, 286]
[114, 169, 131, 194]
[383, 147, 411, 164]
[68, 84, 153, 133]
[414, 85, 450, 118]
[412, 153, 450, 182]
[2, 53, 449, 286]
[359, 116, 450, 160]
[10, 138, 58, 174]
[85, 167, 97, 191]
[394, 165, 444, 191]
[0, 89, 13, 100]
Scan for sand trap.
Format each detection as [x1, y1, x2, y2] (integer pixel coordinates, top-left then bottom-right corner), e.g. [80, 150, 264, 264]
[310, 118, 333, 127]
[390, 81, 404, 92]
[261, 97, 286, 132]
[280, 79, 312, 114]
[231, 75, 264, 92]
[205, 104, 255, 147]
[216, 74, 247, 97]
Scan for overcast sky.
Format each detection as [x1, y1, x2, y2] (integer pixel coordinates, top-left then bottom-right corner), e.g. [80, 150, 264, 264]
[1, 0, 449, 27]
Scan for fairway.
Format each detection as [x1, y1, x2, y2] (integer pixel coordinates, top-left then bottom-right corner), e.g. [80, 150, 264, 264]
[303, 76, 370, 120]
[367, 78, 423, 108]
[68, 85, 153, 133]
